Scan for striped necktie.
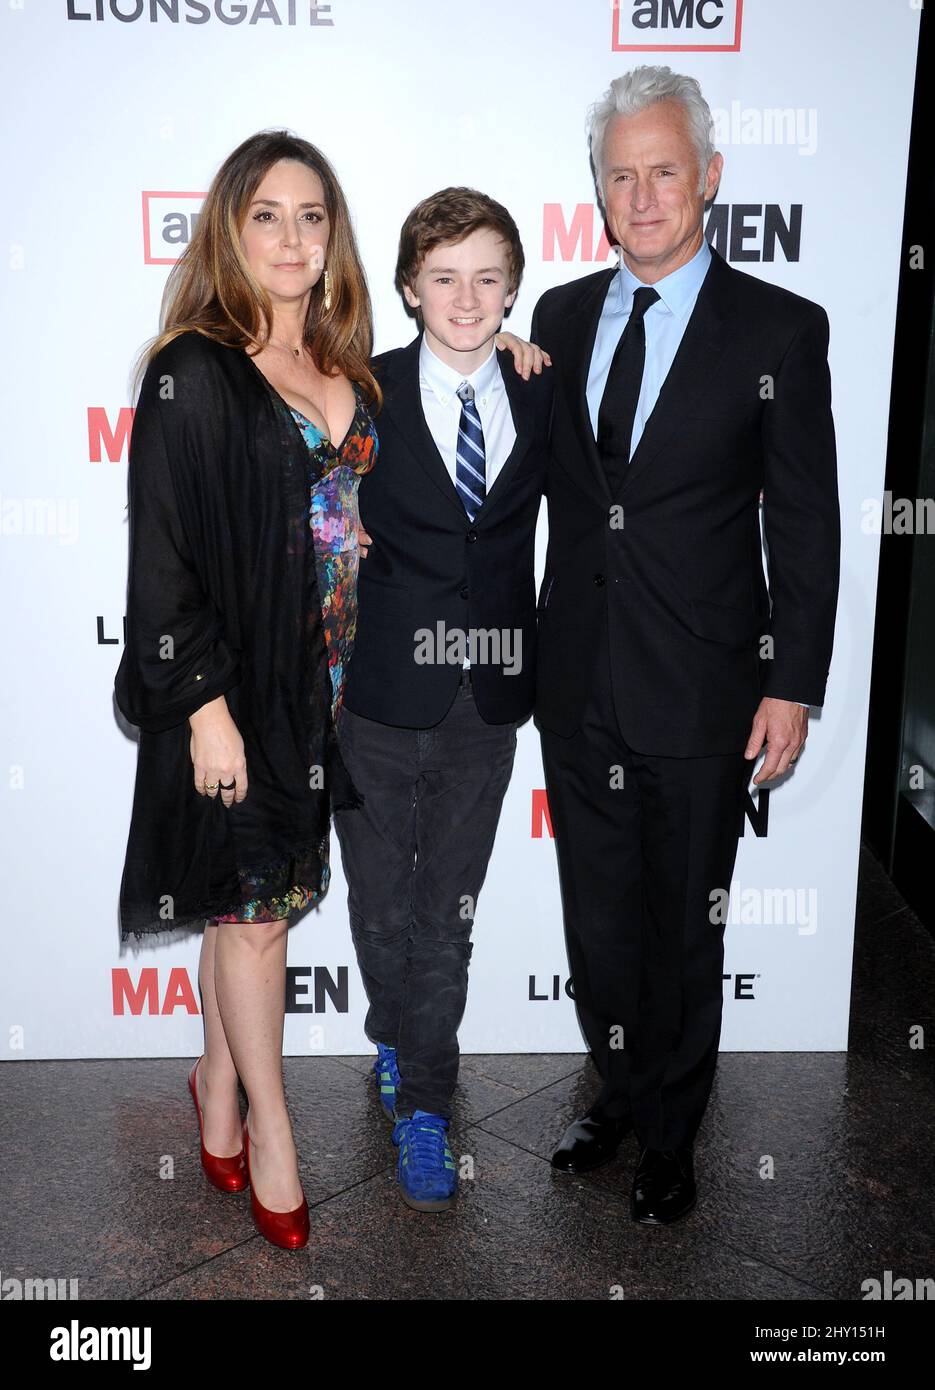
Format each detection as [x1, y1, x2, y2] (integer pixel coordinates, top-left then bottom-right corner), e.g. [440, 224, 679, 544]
[455, 380, 486, 520]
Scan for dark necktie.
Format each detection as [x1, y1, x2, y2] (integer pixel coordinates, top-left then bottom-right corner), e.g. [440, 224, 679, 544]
[455, 381, 486, 520]
[596, 285, 660, 495]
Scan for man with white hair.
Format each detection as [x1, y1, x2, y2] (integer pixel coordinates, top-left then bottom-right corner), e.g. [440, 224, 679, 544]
[531, 67, 839, 1222]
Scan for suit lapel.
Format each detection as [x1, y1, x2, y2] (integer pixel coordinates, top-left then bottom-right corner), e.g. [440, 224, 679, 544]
[562, 268, 617, 508]
[379, 335, 466, 519]
[476, 347, 535, 515]
[553, 249, 737, 503]
[380, 334, 538, 524]
[620, 247, 733, 494]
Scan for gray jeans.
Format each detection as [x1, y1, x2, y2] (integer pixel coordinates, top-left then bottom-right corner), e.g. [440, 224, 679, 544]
[334, 673, 518, 1118]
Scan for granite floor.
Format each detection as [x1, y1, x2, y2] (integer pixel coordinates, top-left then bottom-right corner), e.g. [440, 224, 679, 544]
[1, 843, 932, 1301]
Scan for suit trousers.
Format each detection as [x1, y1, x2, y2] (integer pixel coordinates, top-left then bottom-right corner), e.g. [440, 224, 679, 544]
[333, 672, 518, 1118]
[538, 618, 751, 1151]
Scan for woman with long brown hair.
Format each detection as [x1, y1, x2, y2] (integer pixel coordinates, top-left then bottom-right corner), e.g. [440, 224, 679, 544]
[116, 131, 386, 1250]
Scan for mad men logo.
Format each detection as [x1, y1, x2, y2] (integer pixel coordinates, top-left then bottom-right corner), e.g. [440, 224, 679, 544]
[741, 784, 769, 837]
[612, 0, 743, 51]
[543, 206, 613, 263]
[112, 966, 349, 1014]
[143, 191, 205, 265]
[531, 789, 553, 838]
[67, 1, 334, 28]
[532, 786, 769, 838]
[543, 203, 802, 264]
[88, 405, 134, 460]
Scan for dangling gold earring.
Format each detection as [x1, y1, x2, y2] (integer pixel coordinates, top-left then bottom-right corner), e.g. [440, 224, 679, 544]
[323, 268, 332, 312]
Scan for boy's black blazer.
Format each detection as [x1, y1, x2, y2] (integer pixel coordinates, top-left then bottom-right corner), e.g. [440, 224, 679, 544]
[342, 333, 553, 728]
[531, 246, 841, 756]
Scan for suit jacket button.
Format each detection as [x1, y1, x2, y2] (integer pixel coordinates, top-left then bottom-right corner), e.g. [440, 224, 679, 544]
[593, 573, 605, 587]
[460, 585, 469, 599]
[466, 530, 478, 543]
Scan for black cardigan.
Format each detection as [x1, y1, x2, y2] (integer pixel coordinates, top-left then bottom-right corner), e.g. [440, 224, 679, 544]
[114, 330, 357, 939]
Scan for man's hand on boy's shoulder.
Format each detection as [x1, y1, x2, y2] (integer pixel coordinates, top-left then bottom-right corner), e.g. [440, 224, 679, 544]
[494, 331, 552, 381]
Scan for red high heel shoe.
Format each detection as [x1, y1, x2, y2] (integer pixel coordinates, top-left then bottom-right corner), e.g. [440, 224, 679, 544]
[188, 1057, 248, 1193]
[242, 1119, 309, 1250]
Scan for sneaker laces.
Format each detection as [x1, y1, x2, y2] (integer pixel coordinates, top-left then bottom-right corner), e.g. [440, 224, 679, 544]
[398, 1113, 450, 1167]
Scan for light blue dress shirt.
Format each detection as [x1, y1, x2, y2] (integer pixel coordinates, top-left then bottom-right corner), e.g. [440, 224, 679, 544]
[586, 237, 711, 452]
[586, 238, 808, 711]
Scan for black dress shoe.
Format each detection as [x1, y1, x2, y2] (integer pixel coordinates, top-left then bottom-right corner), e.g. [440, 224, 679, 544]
[630, 1145, 696, 1224]
[551, 1113, 633, 1174]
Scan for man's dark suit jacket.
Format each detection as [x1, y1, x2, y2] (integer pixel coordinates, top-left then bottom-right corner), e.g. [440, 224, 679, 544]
[342, 333, 553, 728]
[530, 245, 840, 757]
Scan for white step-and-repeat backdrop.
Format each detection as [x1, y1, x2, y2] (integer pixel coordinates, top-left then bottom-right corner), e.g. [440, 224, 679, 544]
[0, 1, 920, 1058]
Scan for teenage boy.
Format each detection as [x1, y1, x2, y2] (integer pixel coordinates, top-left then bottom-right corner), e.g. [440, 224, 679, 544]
[333, 188, 552, 1211]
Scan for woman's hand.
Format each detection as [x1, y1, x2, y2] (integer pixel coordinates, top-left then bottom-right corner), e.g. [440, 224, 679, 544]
[358, 524, 373, 558]
[189, 696, 248, 807]
[494, 331, 552, 380]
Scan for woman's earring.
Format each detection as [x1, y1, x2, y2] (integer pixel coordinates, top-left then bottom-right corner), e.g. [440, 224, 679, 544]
[323, 269, 332, 312]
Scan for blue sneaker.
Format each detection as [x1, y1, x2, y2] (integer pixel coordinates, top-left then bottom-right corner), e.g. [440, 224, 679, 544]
[373, 1043, 400, 1119]
[392, 1110, 458, 1211]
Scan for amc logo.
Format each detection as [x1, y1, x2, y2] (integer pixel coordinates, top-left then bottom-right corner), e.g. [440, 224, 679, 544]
[613, 0, 743, 52]
[142, 190, 206, 265]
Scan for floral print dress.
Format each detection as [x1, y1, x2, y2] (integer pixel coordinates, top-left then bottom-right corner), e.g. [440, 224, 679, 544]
[209, 381, 378, 924]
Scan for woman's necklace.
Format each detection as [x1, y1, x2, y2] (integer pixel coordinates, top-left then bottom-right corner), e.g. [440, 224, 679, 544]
[268, 336, 303, 359]
[261, 335, 333, 431]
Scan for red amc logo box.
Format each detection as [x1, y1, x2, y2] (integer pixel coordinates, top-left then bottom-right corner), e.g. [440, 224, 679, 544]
[612, 0, 743, 53]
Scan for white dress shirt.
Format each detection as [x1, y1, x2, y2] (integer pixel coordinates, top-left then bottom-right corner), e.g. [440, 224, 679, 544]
[418, 334, 517, 666]
[418, 334, 517, 492]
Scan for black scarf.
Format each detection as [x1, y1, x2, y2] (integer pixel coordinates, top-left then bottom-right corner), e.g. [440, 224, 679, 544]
[115, 330, 360, 939]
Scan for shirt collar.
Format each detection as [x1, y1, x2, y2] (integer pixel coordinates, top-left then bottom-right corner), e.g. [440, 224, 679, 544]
[419, 333, 501, 406]
[616, 237, 711, 320]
